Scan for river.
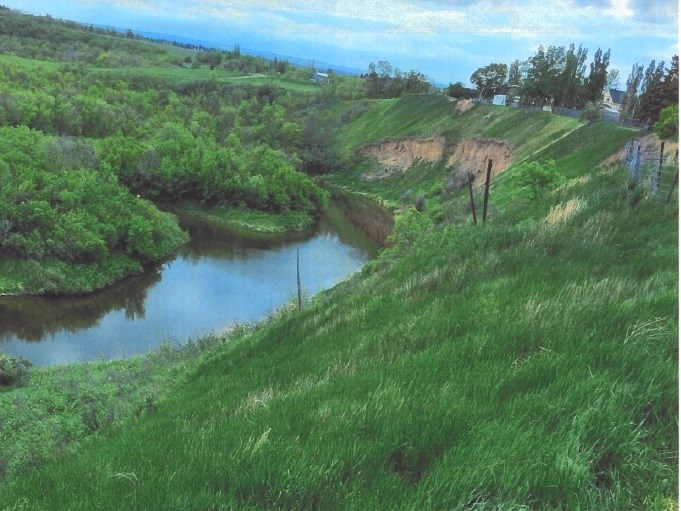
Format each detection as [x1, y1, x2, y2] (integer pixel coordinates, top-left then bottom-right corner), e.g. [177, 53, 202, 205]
[0, 203, 378, 366]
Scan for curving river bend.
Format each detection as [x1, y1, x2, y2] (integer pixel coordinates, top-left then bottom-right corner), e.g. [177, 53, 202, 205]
[0, 203, 378, 366]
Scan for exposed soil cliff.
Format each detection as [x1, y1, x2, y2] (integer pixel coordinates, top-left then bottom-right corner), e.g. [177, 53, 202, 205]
[446, 138, 513, 187]
[357, 137, 447, 179]
[357, 137, 513, 187]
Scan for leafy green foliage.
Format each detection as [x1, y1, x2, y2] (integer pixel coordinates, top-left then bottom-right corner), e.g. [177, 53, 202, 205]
[0, 8, 338, 293]
[0, 126, 188, 292]
[654, 104, 679, 139]
[580, 101, 601, 123]
[469, 62, 507, 98]
[512, 160, 560, 199]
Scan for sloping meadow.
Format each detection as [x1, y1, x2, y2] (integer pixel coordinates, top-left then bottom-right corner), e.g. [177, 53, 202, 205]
[0, 113, 677, 508]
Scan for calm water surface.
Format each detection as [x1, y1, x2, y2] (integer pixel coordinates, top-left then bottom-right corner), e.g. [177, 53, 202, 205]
[0, 204, 377, 366]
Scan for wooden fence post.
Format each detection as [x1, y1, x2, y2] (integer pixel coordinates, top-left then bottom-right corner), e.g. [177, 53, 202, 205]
[482, 158, 493, 223]
[628, 142, 640, 184]
[296, 247, 302, 311]
[653, 141, 665, 195]
[467, 172, 477, 225]
[666, 169, 678, 204]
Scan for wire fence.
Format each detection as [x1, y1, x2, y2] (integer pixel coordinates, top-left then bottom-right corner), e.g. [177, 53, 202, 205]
[471, 99, 644, 128]
[622, 140, 679, 200]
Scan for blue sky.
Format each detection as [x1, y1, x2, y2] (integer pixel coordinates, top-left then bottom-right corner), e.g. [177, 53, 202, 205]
[3, 0, 678, 86]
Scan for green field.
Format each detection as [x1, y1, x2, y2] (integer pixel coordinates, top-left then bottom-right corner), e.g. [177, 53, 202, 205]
[0, 101, 677, 509]
[90, 66, 320, 92]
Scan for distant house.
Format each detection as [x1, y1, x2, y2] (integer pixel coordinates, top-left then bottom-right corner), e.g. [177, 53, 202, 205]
[311, 72, 329, 84]
[603, 88, 625, 112]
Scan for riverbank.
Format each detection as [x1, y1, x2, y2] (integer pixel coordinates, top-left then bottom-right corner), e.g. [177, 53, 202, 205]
[0, 330, 244, 482]
[324, 185, 395, 246]
[0, 202, 318, 297]
[171, 201, 317, 234]
[0, 253, 148, 296]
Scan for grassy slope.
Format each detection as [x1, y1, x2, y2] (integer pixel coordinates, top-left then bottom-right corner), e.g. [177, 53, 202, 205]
[0, 105, 677, 509]
[325, 97, 583, 208]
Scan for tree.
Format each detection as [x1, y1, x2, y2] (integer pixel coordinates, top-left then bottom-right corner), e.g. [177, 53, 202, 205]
[513, 160, 559, 199]
[582, 47, 610, 104]
[555, 44, 587, 108]
[663, 55, 679, 105]
[620, 63, 644, 121]
[198, 50, 223, 70]
[638, 60, 667, 123]
[404, 70, 430, 94]
[521, 45, 565, 107]
[606, 69, 620, 90]
[507, 59, 522, 85]
[446, 82, 475, 99]
[470, 63, 507, 99]
[366, 62, 380, 98]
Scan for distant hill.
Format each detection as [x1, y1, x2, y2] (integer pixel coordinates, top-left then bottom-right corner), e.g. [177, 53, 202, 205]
[93, 24, 365, 76]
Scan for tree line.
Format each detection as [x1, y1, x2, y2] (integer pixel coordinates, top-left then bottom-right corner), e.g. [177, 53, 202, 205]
[453, 43, 678, 126]
[361, 61, 432, 99]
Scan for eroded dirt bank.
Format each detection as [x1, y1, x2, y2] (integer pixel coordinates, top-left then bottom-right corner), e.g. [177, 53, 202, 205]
[357, 137, 514, 186]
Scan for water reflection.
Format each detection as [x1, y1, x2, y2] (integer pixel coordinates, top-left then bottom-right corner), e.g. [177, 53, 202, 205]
[0, 267, 163, 342]
[0, 203, 377, 366]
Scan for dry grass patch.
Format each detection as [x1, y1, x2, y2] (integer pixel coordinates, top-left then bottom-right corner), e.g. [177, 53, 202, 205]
[545, 197, 586, 227]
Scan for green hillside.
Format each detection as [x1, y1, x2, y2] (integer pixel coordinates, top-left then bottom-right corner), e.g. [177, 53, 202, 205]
[1, 100, 677, 509]
[0, 9, 335, 295]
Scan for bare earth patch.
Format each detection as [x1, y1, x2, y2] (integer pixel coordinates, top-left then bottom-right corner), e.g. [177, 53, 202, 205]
[357, 137, 513, 186]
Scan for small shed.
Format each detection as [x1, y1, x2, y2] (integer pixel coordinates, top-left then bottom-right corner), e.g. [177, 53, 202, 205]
[492, 94, 507, 106]
[312, 72, 329, 84]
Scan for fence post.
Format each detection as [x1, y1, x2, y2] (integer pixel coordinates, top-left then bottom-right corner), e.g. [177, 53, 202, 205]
[296, 247, 302, 311]
[628, 142, 640, 184]
[653, 141, 665, 196]
[482, 158, 493, 223]
[467, 172, 477, 225]
[666, 169, 678, 204]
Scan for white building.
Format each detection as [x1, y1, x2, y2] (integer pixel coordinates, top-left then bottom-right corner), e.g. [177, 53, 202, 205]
[311, 72, 330, 84]
[492, 94, 507, 106]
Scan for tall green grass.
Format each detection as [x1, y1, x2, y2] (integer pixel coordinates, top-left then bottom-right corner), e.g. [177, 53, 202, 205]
[0, 116, 676, 509]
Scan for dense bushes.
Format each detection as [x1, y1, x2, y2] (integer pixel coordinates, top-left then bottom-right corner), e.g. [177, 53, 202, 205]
[654, 104, 679, 139]
[0, 127, 187, 267]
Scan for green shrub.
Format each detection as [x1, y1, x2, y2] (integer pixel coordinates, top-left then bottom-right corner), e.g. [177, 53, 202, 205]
[580, 101, 601, 123]
[0, 355, 32, 386]
[654, 105, 679, 139]
[512, 160, 560, 199]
